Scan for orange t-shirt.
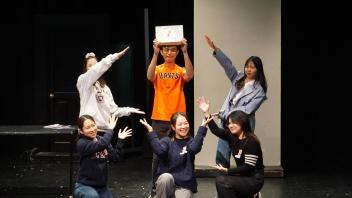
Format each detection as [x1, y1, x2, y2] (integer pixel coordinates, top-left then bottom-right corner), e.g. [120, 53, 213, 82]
[152, 64, 186, 121]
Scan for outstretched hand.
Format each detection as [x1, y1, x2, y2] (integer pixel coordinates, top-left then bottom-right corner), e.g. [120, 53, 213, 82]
[118, 126, 133, 140]
[116, 46, 130, 59]
[204, 34, 217, 50]
[108, 114, 118, 130]
[130, 108, 145, 115]
[139, 118, 153, 132]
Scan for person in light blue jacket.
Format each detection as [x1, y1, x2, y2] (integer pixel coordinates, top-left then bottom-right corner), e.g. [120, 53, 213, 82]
[204, 34, 268, 168]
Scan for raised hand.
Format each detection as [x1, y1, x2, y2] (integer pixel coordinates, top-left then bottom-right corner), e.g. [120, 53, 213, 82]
[180, 38, 188, 53]
[108, 114, 118, 130]
[201, 116, 213, 127]
[204, 34, 217, 50]
[153, 39, 161, 54]
[118, 126, 133, 140]
[130, 108, 145, 115]
[139, 118, 153, 132]
[116, 46, 130, 59]
[196, 96, 210, 114]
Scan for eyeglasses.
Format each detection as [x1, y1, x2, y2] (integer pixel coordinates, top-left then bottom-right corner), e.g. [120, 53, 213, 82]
[162, 47, 178, 53]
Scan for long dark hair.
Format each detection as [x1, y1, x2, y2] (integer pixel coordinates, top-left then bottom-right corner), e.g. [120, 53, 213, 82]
[235, 56, 267, 93]
[168, 112, 190, 140]
[227, 110, 260, 144]
[83, 53, 106, 87]
[76, 114, 95, 139]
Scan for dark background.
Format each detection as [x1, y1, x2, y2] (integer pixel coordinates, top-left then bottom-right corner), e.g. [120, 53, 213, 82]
[0, 0, 350, 172]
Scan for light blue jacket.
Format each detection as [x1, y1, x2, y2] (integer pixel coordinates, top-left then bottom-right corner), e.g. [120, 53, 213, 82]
[214, 50, 267, 129]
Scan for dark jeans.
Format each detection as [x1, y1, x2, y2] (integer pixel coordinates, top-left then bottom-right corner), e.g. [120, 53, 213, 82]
[151, 120, 170, 190]
[215, 172, 264, 198]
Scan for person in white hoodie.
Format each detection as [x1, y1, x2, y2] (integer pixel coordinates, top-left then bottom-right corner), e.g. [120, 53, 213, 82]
[77, 47, 145, 130]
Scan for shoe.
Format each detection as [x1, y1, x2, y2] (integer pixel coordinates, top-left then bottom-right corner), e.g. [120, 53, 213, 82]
[254, 192, 262, 198]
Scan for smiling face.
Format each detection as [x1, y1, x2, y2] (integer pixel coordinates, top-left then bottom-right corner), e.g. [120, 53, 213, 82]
[172, 115, 190, 139]
[79, 118, 98, 139]
[227, 119, 242, 135]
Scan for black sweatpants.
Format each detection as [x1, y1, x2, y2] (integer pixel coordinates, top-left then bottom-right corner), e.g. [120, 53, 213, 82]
[215, 172, 264, 198]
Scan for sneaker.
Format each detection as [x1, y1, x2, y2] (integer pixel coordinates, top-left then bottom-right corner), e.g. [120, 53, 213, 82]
[254, 192, 262, 198]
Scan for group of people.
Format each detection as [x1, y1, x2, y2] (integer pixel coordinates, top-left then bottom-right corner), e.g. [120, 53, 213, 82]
[73, 34, 268, 198]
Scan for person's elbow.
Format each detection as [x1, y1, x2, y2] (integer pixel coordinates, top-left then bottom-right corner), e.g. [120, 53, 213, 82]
[184, 73, 194, 82]
[147, 73, 155, 82]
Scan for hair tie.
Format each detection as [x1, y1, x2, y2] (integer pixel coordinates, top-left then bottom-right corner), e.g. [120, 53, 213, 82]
[85, 52, 96, 58]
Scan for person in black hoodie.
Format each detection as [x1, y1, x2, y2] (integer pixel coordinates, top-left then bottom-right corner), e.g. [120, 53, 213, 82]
[139, 112, 212, 198]
[74, 114, 132, 198]
[197, 96, 264, 198]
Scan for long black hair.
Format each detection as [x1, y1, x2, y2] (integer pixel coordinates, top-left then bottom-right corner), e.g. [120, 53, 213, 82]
[227, 110, 260, 144]
[235, 56, 267, 93]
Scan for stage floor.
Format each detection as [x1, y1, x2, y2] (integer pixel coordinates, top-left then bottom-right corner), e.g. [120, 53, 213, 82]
[1, 155, 352, 198]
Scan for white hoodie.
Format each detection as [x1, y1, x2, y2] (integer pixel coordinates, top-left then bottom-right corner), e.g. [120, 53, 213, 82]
[77, 53, 133, 129]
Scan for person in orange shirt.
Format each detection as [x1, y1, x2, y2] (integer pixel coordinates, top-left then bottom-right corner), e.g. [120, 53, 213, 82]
[146, 38, 194, 197]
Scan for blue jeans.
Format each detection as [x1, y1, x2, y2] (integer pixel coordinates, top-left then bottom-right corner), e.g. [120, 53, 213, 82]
[74, 182, 113, 198]
[216, 138, 232, 168]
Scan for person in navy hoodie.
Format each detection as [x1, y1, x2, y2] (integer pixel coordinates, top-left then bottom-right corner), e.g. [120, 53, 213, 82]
[74, 114, 132, 198]
[139, 112, 212, 198]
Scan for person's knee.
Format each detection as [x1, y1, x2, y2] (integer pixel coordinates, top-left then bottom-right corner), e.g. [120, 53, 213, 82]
[157, 173, 174, 185]
[74, 187, 99, 198]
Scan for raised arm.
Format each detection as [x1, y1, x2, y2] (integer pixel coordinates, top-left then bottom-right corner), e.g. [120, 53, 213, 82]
[147, 39, 160, 82]
[196, 96, 232, 141]
[188, 116, 213, 155]
[107, 126, 133, 162]
[77, 47, 130, 91]
[204, 34, 238, 83]
[180, 38, 194, 81]
[139, 118, 169, 158]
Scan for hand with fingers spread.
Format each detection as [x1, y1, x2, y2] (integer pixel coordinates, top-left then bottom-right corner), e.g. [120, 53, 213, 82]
[116, 46, 130, 59]
[212, 163, 228, 174]
[196, 96, 211, 118]
[108, 114, 118, 130]
[118, 126, 133, 140]
[139, 118, 153, 133]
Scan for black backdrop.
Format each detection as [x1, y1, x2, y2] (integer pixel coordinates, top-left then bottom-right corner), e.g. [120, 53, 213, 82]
[1, 0, 351, 171]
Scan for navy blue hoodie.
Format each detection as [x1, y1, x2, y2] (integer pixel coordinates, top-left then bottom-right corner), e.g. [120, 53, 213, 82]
[148, 126, 207, 193]
[76, 129, 123, 187]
